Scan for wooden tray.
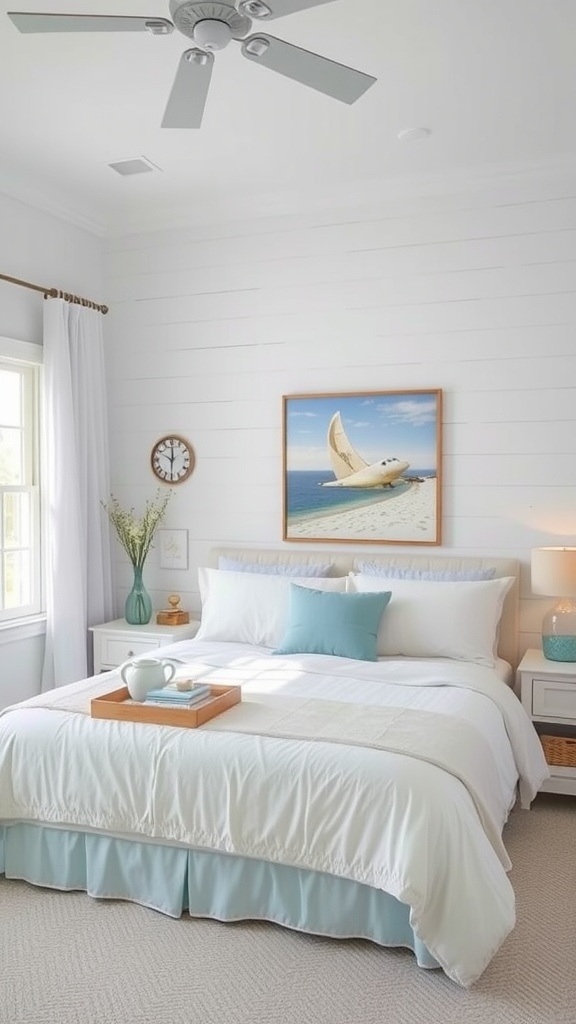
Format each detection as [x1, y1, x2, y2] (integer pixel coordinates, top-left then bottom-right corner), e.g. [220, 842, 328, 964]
[91, 683, 241, 729]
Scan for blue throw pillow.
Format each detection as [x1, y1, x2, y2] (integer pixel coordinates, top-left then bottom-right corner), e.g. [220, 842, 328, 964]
[273, 584, 392, 662]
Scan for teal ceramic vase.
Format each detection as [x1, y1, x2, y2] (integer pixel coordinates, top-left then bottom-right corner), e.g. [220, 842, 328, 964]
[125, 565, 152, 625]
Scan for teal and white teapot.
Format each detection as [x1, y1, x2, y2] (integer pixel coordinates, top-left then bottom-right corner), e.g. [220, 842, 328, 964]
[120, 657, 180, 702]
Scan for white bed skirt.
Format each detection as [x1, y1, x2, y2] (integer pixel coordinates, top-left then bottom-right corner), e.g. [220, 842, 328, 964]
[0, 823, 439, 970]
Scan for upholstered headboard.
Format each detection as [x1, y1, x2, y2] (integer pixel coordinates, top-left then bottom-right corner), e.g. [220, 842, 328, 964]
[210, 546, 520, 669]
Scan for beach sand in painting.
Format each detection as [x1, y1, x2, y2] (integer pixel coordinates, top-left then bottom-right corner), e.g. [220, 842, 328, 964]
[287, 478, 437, 542]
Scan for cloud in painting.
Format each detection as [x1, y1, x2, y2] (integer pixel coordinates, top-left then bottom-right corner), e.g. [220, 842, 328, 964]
[381, 400, 437, 427]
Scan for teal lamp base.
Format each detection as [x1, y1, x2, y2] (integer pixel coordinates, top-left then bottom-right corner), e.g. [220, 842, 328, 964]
[542, 635, 576, 662]
[542, 599, 576, 663]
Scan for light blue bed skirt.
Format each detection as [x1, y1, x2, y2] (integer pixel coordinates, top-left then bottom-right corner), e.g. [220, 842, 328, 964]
[0, 824, 438, 970]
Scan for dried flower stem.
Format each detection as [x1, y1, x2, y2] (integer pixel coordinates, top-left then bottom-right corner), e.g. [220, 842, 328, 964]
[101, 489, 173, 569]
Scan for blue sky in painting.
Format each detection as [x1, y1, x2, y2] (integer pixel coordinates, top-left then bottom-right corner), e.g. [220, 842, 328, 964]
[286, 392, 439, 472]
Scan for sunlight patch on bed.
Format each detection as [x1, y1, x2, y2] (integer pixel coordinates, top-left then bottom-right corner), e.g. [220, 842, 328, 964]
[175, 655, 307, 692]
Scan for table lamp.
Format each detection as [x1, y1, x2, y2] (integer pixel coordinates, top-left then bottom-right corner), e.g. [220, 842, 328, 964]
[531, 547, 576, 661]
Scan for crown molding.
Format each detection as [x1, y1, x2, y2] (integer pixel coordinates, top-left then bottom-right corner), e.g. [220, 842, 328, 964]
[0, 170, 106, 238]
[102, 154, 576, 236]
[3, 153, 576, 240]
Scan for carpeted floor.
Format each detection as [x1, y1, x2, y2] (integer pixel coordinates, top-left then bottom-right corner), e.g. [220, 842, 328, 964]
[1, 794, 574, 1024]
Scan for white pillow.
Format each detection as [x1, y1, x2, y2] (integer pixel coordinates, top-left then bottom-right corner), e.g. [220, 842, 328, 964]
[196, 568, 347, 648]
[347, 573, 514, 667]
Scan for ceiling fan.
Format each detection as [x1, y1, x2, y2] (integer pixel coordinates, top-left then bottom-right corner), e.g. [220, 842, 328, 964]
[7, 1, 377, 128]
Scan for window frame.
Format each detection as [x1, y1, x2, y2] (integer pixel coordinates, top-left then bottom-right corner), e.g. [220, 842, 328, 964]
[0, 338, 43, 626]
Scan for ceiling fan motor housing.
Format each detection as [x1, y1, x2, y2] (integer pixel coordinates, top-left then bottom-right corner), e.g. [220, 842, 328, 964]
[168, 1, 252, 44]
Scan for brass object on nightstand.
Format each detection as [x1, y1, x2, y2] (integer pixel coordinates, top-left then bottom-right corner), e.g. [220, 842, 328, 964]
[156, 593, 190, 626]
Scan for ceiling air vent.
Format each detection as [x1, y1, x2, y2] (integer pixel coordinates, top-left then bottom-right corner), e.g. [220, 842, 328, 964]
[108, 156, 161, 176]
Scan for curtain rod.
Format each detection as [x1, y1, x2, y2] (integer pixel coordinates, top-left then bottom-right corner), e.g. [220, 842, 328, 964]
[0, 272, 109, 315]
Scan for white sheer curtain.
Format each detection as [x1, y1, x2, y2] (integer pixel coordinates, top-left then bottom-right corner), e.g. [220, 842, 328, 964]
[41, 299, 114, 691]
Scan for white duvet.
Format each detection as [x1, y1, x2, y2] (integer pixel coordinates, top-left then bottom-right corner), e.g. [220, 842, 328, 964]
[0, 640, 549, 987]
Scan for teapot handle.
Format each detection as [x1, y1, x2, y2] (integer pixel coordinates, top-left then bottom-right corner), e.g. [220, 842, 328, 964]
[162, 660, 178, 684]
[120, 661, 132, 686]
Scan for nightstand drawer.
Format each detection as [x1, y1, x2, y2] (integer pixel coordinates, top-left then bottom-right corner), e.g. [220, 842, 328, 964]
[91, 618, 200, 673]
[101, 636, 161, 668]
[532, 678, 576, 719]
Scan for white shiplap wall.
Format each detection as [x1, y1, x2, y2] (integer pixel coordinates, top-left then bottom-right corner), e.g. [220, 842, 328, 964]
[103, 172, 576, 661]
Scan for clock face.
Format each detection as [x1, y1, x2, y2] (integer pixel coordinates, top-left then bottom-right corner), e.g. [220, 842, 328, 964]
[151, 435, 194, 484]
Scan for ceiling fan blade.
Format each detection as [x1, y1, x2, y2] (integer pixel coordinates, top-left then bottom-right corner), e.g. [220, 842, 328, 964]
[161, 49, 214, 129]
[241, 34, 376, 104]
[237, 0, 338, 19]
[7, 13, 173, 34]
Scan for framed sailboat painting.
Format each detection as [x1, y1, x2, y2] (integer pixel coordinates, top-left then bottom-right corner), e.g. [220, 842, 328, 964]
[282, 390, 443, 545]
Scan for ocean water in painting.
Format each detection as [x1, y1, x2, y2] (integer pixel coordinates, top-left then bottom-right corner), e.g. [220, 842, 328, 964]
[286, 470, 434, 523]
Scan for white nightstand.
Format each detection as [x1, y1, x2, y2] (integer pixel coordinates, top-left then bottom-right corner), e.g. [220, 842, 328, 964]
[517, 648, 576, 797]
[90, 618, 200, 674]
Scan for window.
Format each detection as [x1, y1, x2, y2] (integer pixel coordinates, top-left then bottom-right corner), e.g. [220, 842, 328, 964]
[0, 351, 42, 622]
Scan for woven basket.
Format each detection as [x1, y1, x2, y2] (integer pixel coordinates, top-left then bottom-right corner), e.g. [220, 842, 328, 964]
[540, 734, 576, 767]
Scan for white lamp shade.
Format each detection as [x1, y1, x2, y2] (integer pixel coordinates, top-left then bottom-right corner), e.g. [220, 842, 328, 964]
[531, 547, 576, 597]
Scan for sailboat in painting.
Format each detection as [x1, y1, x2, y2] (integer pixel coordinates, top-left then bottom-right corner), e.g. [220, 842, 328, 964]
[321, 412, 410, 489]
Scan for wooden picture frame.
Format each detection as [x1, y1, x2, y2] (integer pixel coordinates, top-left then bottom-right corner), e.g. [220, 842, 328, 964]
[282, 389, 442, 546]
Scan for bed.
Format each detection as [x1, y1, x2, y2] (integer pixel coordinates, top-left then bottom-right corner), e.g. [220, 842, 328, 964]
[0, 548, 549, 988]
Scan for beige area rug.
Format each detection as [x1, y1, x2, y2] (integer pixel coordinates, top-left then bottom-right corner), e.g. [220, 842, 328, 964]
[1, 794, 574, 1024]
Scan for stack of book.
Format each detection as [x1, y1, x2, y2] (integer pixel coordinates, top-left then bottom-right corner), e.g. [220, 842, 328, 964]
[144, 682, 212, 708]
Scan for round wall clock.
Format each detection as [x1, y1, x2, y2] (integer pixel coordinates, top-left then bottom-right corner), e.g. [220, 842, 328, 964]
[151, 435, 194, 484]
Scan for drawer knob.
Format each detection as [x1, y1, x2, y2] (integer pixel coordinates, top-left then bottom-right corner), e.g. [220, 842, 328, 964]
[128, 650, 134, 657]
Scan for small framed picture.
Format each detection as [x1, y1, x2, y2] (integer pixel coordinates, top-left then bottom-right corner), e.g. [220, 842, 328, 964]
[158, 529, 189, 570]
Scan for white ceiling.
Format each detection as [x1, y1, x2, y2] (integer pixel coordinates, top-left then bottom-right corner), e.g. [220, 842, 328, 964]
[1, 0, 575, 235]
